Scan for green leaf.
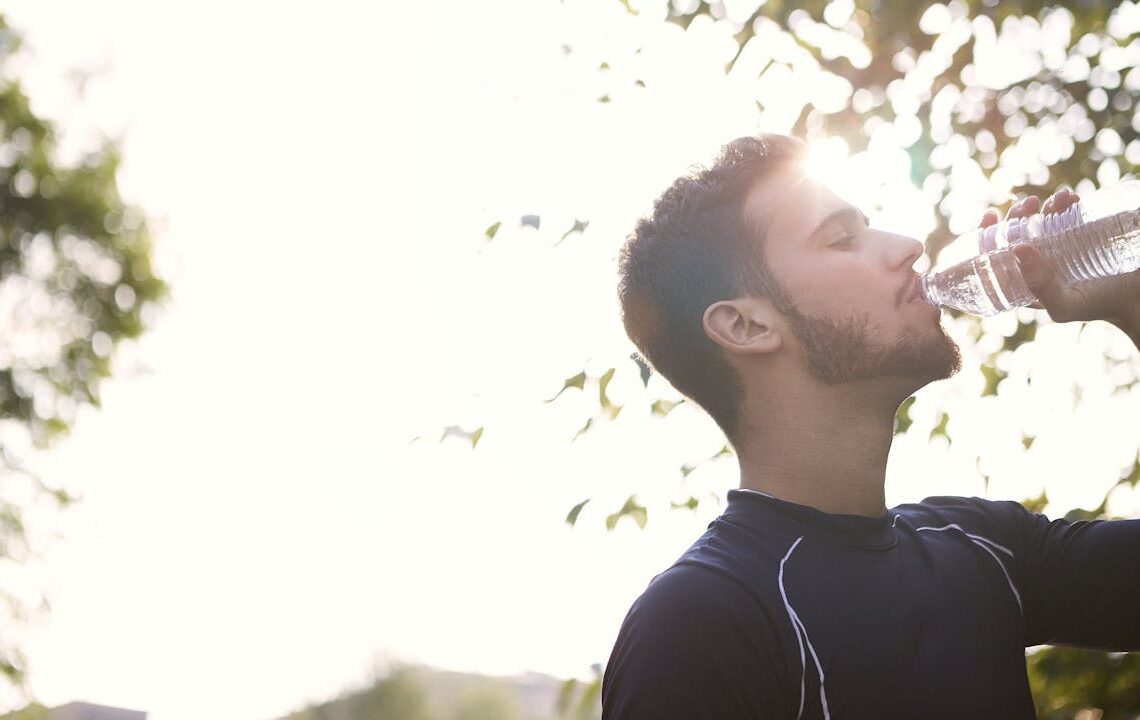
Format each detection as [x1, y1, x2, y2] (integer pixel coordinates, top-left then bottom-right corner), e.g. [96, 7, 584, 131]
[680, 463, 696, 478]
[1120, 457, 1140, 487]
[566, 499, 590, 526]
[598, 367, 615, 406]
[440, 425, 483, 449]
[572, 417, 594, 442]
[1020, 490, 1049, 514]
[605, 495, 648, 531]
[894, 396, 916, 435]
[1002, 318, 1038, 353]
[1064, 500, 1108, 522]
[929, 412, 950, 444]
[980, 364, 1005, 397]
[671, 496, 699, 511]
[651, 398, 680, 416]
[484, 221, 501, 240]
[1021, 434, 1035, 450]
[557, 218, 590, 245]
[546, 371, 587, 403]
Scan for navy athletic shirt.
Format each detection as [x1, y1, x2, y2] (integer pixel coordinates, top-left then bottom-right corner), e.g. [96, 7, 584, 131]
[602, 489, 1140, 719]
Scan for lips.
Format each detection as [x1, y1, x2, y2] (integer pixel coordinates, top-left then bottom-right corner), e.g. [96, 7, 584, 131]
[897, 275, 920, 306]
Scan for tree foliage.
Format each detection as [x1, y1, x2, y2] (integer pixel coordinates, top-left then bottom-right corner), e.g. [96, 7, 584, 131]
[0, 15, 167, 689]
[282, 667, 543, 720]
[284, 668, 435, 720]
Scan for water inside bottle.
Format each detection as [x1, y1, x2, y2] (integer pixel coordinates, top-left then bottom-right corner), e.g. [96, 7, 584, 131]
[920, 247, 1035, 316]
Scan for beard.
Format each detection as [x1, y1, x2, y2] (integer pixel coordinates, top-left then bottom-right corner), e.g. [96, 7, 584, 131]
[781, 304, 962, 386]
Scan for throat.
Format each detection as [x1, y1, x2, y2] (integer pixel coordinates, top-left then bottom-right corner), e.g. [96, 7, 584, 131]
[736, 387, 896, 518]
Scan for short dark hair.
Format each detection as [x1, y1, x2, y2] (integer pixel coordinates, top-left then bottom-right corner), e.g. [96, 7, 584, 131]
[617, 134, 806, 445]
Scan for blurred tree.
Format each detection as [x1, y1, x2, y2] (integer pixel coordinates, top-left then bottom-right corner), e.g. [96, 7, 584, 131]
[280, 666, 570, 720]
[555, 663, 602, 720]
[537, 0, 1140, 716]
[336, 668, 435, 720]
[0, 14, 167, 690]
[450, 685, 523, 720]
[283, 668, 436, 720]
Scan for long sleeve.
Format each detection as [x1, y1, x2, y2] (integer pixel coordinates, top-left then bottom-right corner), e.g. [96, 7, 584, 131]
[602, 563, 793, 720]
[1009, 505, 1140, 649]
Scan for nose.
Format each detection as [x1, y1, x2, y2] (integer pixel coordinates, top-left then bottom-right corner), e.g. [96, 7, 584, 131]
[883, 232, 924, 272]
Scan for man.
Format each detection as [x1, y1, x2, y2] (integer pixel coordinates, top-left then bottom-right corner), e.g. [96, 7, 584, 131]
[602, 134, 1140, 719]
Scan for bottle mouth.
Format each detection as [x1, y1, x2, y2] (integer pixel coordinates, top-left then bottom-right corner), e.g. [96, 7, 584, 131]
[917, 273, 938, 308]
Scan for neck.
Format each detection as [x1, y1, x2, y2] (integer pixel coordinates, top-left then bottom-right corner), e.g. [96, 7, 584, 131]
[736, 379, 903, 518]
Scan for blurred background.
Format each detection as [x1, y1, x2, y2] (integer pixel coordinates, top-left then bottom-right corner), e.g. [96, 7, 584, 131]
[0, 0, 1137, 718]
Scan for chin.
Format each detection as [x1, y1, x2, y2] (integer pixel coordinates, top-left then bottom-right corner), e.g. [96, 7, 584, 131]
[790, 307, 962, 386]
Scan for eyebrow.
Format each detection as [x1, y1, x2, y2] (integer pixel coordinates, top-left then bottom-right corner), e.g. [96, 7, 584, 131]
[809, 206, 868, 243]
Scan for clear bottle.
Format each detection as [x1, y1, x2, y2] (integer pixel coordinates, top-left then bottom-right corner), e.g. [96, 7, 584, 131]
[919, 181, 1140, 316]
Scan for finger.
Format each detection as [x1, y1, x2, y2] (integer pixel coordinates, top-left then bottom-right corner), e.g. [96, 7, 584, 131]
[978, 209, 1000, 252]
[1054, 187, 1078, 214]
[1009, 195, 1041, 220]
[1013, 243, 1063, 309]
[1043, 187, 1068, 215]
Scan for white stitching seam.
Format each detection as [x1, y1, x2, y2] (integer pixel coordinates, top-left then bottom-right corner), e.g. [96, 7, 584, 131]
[914, 524, 1023, 615]
[778, 537, 831, 720]
[778, 538, 806, 720]
[912, 523, 1015, 557]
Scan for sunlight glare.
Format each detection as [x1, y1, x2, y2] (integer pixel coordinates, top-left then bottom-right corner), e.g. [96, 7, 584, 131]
[803, 135, 850, 187]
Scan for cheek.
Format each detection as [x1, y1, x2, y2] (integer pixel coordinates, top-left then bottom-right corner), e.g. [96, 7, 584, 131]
[779, 261, 873, 313]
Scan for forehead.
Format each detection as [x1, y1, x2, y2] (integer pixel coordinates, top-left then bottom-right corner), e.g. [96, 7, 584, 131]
[741, 168, 848, 253]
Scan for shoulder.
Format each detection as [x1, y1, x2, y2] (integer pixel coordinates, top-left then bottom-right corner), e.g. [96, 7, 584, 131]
[603, 563, 795, 718]
[892, 495, 1049, 565]
[893, 495, 1035, 535]
[894, 494, 1031, 519]
[606, 562, 780, 670]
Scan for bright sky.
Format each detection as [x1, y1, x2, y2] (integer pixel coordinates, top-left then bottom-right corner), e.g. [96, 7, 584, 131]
[1, 1, 1138, 719]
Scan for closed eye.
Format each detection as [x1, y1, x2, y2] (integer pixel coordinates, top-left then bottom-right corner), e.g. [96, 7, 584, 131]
[820, 209, 868, 249]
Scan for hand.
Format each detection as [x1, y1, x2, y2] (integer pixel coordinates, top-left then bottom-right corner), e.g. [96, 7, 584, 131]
[978, 189, 1140, 334]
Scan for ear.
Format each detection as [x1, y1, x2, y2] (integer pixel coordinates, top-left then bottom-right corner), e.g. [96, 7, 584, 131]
[702, 297, 783, 357]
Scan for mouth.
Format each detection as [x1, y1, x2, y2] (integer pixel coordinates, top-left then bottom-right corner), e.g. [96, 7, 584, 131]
[897, 275, 921, 306]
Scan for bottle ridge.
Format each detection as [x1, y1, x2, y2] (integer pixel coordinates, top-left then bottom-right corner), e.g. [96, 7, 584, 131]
[920, 181, 1140, 316]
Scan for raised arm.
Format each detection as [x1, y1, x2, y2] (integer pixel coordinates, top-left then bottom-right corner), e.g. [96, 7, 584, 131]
[1008, 502, 1140, 649]
[994, 190, 1140, 350]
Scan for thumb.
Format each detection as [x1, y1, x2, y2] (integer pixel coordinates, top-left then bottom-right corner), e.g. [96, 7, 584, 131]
[1013, 244, 1063, 309]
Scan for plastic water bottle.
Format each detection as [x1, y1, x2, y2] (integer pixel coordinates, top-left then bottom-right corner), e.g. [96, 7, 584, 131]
[919, 181, 1140, 316]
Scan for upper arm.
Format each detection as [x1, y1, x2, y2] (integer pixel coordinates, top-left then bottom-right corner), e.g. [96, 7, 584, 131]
[602, 563, 792, 720]
[1014, 508, 1140, 649]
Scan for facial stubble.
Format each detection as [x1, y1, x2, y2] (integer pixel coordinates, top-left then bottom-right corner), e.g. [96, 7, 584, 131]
[782, 304, 962, 385]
